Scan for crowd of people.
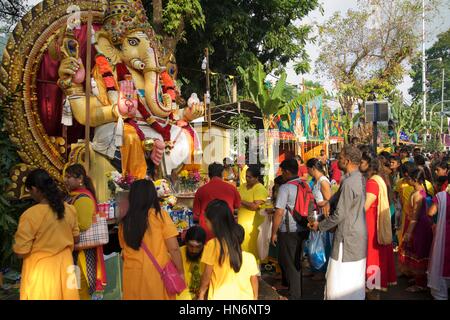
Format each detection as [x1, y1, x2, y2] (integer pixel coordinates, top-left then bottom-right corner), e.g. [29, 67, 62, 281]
[11, 143, 450, 300]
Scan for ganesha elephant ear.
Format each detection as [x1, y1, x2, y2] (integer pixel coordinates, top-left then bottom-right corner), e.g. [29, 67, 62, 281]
[95, 30, 121, 65]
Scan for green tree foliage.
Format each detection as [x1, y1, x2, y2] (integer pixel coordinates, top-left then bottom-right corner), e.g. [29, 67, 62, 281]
[390, 94, 423, 145]
[409, 28, 450, 107]
[0, 0, 30, 59]
[174, 0, 320, 100]
[0, 85, 32, 269]
[423, 137, 444, 153]
[316, 0, 441, 116]
[0, 0, 29, 34]
[228, 113, 256, 156]
[144, 0, 205, 54]
[237, 60, 288, 123]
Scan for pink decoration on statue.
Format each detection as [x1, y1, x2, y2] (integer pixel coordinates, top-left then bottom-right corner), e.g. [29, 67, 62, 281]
[72, 58, 86, 84]
[150, 139, 165, 166]
[118, 78, 138, 118]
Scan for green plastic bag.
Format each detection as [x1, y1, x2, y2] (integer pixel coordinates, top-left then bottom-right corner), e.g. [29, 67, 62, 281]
[102, 252, 123, 300]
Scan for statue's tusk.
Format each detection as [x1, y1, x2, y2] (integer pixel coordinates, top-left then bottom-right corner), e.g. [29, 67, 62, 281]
[130, 58, 145, 70]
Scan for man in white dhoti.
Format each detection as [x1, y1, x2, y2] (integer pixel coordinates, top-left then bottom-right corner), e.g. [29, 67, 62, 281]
[427, 190, 450, 300]
[309, 145, 367, 300]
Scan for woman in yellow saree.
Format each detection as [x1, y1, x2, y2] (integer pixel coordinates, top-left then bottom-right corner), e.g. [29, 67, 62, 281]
[13, 169, 80, 300]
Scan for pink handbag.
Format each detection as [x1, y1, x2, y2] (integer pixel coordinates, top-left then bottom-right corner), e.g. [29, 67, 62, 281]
[141, 242, 186, 295]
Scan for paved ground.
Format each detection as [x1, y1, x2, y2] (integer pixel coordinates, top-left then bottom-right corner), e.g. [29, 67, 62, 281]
[1, 253, 435, 301]
[258, 253, 434, 300]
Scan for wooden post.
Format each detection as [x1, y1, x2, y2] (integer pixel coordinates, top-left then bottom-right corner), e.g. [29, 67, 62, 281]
[62, 125, 68, 160]
[232, 78, 237, 103]
[84, 11, 93, 171]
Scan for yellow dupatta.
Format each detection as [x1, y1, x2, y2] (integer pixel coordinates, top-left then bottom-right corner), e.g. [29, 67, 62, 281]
[371, 175, 393, 245]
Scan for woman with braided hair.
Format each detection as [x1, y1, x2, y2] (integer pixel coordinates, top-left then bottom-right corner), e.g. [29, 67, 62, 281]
[13, 169, 80, 300]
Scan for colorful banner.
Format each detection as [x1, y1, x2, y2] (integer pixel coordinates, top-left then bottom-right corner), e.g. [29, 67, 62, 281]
[275, 95, 327, 141]
[328, 112, 343, 139]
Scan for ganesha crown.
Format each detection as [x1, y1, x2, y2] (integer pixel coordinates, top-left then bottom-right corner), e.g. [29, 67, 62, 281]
[102, 0, 156, 46]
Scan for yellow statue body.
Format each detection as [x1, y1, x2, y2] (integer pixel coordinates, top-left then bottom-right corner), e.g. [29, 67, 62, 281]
[0, 0, 204, 200]
[57, 0, 203, 179]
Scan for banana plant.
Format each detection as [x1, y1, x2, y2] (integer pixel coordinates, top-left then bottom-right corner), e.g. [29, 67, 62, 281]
[341, 113, 363, 143]
[237, 61, 288, 130]
[390, 96, 423, 145]
[237, 60, 288, 187]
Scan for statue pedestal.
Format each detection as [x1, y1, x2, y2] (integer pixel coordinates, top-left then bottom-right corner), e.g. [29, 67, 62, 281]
[175, 194, 195, 209]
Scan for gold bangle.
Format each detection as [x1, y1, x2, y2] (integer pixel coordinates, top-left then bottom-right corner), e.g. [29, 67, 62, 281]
[143, 66, 164, 74]
[64, 83, 84, 96]
[146, 116, 156, 125]
[57, 78, 72, 90]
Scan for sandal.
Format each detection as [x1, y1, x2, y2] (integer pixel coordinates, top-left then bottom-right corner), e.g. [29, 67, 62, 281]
[271, 284, 288, 290]
[406, 285, 427, 293]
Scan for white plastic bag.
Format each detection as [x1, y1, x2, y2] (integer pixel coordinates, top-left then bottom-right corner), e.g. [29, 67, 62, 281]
[257, 209, 272, 261]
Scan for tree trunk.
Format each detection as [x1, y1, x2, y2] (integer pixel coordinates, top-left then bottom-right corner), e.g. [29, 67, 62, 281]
[162, 19, 186, 54]
[152, 0, 163, 35]
[162, 37, 178, 56]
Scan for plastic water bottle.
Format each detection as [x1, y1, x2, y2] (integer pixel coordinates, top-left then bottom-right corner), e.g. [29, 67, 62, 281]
[188, 211, 193, 227]
[108, 200, 115, 220]
[309, 210, 318, 223]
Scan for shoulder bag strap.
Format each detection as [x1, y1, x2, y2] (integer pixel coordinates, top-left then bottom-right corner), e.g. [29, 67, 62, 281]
[69, 193, 84, 205]
[285, 180, 300, 233]
[141, 242, 163, 275]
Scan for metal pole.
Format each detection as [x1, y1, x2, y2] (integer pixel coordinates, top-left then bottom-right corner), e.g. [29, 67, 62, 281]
[205, 48, 211, 130]
[422, 0, 427, 142]
[441, 68, 445, 141]
[373, 102, 378, 152]
[84, 11, 93, 172]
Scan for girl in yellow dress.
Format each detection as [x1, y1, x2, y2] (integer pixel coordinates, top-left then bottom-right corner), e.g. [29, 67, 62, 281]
[119, 179, 185, 299]
[238, 165, 269, 262]
[13, 169, 80, 300]
[198, 200, 260, 300]
[64, 164, 107, 300]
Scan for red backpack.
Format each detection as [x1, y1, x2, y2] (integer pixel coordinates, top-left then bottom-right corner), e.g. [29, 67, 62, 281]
[286, 179, 316, 226]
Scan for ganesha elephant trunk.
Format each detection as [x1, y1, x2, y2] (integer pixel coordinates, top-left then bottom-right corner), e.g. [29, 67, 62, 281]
[142, 47, 172, 118]
[130, 58, 145, 71]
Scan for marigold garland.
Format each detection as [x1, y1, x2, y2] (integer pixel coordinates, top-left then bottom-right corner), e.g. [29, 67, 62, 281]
[95, 54, 117, 91]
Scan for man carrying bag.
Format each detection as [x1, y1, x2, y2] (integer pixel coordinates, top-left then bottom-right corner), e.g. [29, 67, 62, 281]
[271, 159, 311, 300]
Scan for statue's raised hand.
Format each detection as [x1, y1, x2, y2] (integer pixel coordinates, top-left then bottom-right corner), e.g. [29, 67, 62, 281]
[182, 93, 204, 121]
[118, 78, 138, 118]
[58, 57, 85, 84]
[183, 102, 204, 121]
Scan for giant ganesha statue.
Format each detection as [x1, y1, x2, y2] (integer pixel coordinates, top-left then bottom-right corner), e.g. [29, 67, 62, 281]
[0, 0, 203, 199]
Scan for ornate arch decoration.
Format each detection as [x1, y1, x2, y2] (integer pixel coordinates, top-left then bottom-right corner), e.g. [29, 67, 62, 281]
[0, 0, 105, 197]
